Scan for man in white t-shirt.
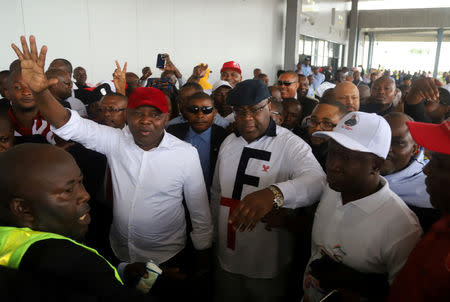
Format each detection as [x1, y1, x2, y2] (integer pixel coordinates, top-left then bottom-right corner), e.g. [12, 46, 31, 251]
[303, 111, 423, 302]
[211, 79, 325, 301]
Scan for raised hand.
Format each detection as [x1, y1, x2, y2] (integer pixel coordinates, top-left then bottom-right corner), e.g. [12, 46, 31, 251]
[406, 77, 442, 104]
[11, 35, 58, 93]
[113, 60, 127, 95]
[192, 63, 208, 79]
[162, 53, 182, 78]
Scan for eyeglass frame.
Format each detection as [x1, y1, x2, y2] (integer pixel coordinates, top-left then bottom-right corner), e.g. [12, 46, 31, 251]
[232, 100, 270, 118]
[306, 117, 338, 130]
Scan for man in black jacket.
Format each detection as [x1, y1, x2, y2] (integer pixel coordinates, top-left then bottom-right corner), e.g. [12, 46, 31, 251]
[167, 91, 227, 193]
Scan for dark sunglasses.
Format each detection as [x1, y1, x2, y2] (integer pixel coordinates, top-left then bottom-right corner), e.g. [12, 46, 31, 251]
[186, 106, 214, 114]
[277, 80, 297, 86]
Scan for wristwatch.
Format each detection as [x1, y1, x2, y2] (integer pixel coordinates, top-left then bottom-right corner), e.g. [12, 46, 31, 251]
[268, 185, 284, 209]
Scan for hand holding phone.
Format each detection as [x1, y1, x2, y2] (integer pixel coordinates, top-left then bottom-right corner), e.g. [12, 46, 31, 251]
[156, 54, 166, 69]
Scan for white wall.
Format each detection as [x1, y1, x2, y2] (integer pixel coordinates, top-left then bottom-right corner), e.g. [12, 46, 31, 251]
[0, 0, 286, 85]
[299, 0, 348, 45]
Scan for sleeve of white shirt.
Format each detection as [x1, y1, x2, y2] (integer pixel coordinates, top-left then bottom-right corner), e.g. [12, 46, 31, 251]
[182, 147, 213, 250]
[383, 226, 422, 284]
[51, 109, 120, 155]
[274, 134, 326, 208]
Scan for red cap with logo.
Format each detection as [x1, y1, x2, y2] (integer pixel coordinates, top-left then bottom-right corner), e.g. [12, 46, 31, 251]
[221, 61, 242, 74]
[406, 120, 450, 155]
[127, 87, 169, 113]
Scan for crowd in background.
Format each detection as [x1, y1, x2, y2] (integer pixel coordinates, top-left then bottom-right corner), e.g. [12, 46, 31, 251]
[0, 35, 449, 302]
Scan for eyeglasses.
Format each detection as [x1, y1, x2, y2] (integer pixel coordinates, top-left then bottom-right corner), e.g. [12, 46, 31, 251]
[186, 106, 214, 115]
[270, 111, 281, 116]
[233, 102, 268, 117]
[98, 107, 127, 113]
[277, 81, 297, 86]
[306, 117, 337, 130]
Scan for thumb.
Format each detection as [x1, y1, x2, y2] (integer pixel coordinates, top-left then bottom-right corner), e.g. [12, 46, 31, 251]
[47, 78, 58, 87]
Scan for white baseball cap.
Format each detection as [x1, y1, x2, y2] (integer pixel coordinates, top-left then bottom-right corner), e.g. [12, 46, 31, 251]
[212, 80, 232, 92]
[313, 111, 391, 159]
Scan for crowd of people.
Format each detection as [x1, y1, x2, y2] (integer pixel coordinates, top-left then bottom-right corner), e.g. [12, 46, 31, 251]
[0, 35, 449, 302]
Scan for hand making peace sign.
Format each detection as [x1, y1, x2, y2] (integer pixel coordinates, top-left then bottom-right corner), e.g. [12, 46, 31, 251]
[113, 60, 127, 95]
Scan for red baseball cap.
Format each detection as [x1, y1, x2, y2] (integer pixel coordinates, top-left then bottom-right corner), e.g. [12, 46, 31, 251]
[221, 61, 242, 74]
[406, 120, 450, 155]
[127, 87, 169, 113]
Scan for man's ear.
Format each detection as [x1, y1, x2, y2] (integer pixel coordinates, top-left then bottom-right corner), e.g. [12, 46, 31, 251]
[372, 156, 385, 174]
[9, 198, 35, 228]
[4, 88, 10, 100]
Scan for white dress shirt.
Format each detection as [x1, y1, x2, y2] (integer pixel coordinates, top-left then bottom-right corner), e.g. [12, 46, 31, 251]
[303, 178, 422, 302]
[52, 110, 213, 264]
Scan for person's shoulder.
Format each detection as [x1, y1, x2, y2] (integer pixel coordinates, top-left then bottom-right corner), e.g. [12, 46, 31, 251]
[218, 132, 239, 151]
[164, 131, 200, 158]
[275, 125, 310, 146]
[379, 184, 422, 232]
[211, 124, 228, 140]
[166, 122, 189, 139]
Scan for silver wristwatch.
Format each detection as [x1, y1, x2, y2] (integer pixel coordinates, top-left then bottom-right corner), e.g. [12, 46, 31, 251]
[268, 185, 284, 209]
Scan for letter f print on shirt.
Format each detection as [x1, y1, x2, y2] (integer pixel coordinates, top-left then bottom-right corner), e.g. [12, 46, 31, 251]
[220, 147, 271, 250]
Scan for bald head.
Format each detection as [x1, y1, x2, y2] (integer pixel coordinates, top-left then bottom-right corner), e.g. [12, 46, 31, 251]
[49, 59, 73, 75]
[335, 81, 360, 112]
[0, 144, 76, 205]
[0, 144, 90, 240]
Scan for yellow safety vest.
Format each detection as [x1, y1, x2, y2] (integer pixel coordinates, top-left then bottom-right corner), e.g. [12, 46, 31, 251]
[0, 226, 123, 284]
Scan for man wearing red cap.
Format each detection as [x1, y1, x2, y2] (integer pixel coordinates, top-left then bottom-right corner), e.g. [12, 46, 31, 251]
[387, 120, 450, 302]
[220, 61, 242, 88]
[12, 36, 213, 286]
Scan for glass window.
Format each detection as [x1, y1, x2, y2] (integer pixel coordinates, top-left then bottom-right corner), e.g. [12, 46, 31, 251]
[299, 38, 304, 55]
[328, 43, 334, 57]
[304, 39, 312, 55]
[318, 41, 324, 56]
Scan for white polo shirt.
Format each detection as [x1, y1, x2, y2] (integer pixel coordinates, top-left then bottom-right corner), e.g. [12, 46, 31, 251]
[211, 123, 326, 278]
[52, 110, 213, 265]
[303, 178, 423, 301]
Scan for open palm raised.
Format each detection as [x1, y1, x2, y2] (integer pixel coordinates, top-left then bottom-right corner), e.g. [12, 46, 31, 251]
[11, 35, 58, 93]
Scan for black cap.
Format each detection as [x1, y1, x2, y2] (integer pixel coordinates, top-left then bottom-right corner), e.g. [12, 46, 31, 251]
[226, 79, 271, 106]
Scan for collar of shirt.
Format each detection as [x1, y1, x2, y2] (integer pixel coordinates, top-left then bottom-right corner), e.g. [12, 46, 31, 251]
[123, 126, 172, 152]
[335, 176, 391, 214]
[186, 126, 212, 144]
[234, 118, 277, 139]
[8, 108, 42, 135]
[384, 149, 428, 183]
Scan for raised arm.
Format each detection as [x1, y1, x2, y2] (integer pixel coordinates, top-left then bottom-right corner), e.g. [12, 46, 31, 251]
[162, 54, 182, 79]
[11, 35, 69, 128]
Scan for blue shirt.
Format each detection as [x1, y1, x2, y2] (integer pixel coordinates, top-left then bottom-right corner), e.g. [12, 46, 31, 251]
[384, 150, 432, 208]
[185, 126, 212, 189]
[312, 73, 325, 90]
[301, 64, 312, 77]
